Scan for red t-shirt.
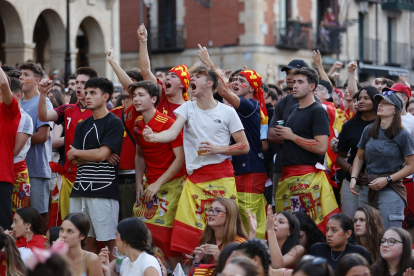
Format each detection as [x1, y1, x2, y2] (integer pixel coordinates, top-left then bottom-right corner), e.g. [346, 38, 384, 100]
[132, 110, 186, 184]
[0, 98, 21, 184]
[55, 102, 93, 180]
[111, 105, 136, 171]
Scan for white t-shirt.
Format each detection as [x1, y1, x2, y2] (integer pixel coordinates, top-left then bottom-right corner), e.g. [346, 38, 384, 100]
[174, 100, 244, 175]
[402, 113, 414, 137]
[14, 108, 34, 164]
[120, 252, 162, 276]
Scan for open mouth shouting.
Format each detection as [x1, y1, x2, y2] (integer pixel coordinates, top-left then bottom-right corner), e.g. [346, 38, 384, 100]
[191, 82, 197, 92]
[165, 82, 172, 89]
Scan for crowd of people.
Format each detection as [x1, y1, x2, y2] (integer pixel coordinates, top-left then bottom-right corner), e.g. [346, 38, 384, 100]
[1, 22, 414, 276]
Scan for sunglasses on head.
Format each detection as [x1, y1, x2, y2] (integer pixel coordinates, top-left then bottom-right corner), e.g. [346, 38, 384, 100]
[302, 255, 328, 265]
[382, 90, 394, 96]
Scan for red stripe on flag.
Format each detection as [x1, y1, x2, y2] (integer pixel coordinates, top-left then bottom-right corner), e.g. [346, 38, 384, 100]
[170, 220, 203, 254]
[317, 207, 341, 234]
[188, 159, 234, 184]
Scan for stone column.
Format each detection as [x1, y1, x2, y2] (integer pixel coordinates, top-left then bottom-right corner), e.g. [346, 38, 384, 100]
[2, 42, 35, 65]
[239, 0, 268, 46]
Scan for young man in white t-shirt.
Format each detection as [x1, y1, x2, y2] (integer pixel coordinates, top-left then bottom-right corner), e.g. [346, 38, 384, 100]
[9, 77, 33, 214]
[142, 64, 249, 254]
[391, 83, 414, 136]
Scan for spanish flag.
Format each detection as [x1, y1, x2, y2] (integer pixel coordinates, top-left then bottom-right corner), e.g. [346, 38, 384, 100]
[170, 159, 238, 254]
[133, 175, 185, 257]
[48, 162, 75, 227]
[12, 160, 30, 215]
[275, 165, 340, 233]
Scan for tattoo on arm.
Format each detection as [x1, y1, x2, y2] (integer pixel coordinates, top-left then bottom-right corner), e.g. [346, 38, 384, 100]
[295, 138, 318, 149]
[229, 143, 246, 151]
[75, 157, 88, 165]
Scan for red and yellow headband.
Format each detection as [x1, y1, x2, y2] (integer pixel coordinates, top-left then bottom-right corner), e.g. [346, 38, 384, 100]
[168, 64, 190, 101]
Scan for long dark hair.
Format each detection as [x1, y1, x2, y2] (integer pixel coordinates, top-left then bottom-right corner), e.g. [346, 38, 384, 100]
[27, 254, 71, 276]
[354, 206, 384, 263]
[293, 255, 335, 276]
[237, 239, 271, 276]
[352, 86, 380, 120]
[372, 227, 414, 276]
[0, 227, 26, 276]
[48, 226, 61, 245]
[337, 253, 370, 276]
[368, 104, 403, 140]
[62, 213, 90, 248]
[16, 207, 42, 235]
[117, 218, 154, 256]
[293, 212, 326, 252]
[214, 242, 240, 276]
[47, 89, 65, 108]
[278, 211, 301, 254]
[328, 213, 355, 244]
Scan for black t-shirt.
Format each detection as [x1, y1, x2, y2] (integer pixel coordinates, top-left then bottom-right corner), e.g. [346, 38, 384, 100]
[269, 94, 322, 172]
[337, 116, 374, 180]
[71, 112, 124, 200]
[282, 101, 330, 167]
[309, 243, 372, 273]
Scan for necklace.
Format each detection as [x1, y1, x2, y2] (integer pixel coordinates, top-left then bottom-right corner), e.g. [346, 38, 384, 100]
[331, 249, 345, 261]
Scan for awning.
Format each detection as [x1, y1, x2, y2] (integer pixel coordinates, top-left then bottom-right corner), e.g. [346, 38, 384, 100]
[358, 61, 408, 76]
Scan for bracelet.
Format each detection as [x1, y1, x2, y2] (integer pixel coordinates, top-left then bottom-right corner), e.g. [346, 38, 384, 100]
[139, 39, 148, 42]
[192, 261, 200, 267]
[351, 177, 357, 181]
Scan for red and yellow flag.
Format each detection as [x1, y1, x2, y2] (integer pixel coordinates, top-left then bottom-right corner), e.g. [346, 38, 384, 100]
[275, 165, 340, 233]
[133, 175, 185, 257]
[170, 160, 238, 254]
[12, 161, 30, 216]
[168, 64, 190, 101]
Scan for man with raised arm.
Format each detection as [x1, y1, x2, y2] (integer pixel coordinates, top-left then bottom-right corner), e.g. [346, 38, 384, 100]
[66, 77, 123, 258]
[142, 47, 249, 254]
[275, 67, 339, 230]
[137, 24, 189, 118]
[19, 62, 53, 234]
[37, 67, 97, 227]
[106, 48, 144, 220]
[197, 47, 268, 239]
[0, 67, 21, 230]
[127, 80, 186, 267]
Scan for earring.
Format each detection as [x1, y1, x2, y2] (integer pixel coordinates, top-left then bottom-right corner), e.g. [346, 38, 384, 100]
[26, 228, 31, 233]
[123, 242, 127, 247]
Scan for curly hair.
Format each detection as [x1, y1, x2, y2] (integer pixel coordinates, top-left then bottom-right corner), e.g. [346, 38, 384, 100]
[236, 239, 271, 276]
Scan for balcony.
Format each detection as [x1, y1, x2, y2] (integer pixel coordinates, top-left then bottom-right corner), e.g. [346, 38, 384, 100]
[382, 0, 414, 11]
[361, 38, 381, 63]
[316, 25, 343, 54]
[151, 24, 185, 53]
[275, 21, 312, 50]
[387, 42, 410, 68]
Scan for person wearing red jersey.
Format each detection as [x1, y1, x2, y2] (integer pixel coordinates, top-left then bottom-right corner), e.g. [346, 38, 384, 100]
[137, 24, 189, 119]
[0, 66, 21, 231]
[128, 80, 186, 268]
[37, 67, 97, 227]
[106, 48, 144, 220]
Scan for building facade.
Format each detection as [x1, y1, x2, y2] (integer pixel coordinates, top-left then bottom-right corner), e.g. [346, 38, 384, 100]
[0, 0, 121, 79]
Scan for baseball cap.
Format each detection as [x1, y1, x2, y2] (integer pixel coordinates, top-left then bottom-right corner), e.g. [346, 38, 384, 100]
[318, 79, 333, 94]
[281, 59, 309, 72]
[374, 89, 404, 112]
[389, 83, 411, 99]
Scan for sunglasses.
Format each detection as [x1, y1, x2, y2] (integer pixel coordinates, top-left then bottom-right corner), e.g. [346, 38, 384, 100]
[301, 255, 328, 265]
[382, 90, 394, 96]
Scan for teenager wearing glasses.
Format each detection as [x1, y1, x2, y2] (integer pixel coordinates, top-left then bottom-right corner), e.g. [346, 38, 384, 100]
[309, 213, 371, 273]
[350, 90, 414, 229]
[192, 198, 247, 269]
[371, 227, 414, 276]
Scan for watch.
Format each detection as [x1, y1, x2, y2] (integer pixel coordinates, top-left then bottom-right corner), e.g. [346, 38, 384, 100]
[386, 175, 393, 185]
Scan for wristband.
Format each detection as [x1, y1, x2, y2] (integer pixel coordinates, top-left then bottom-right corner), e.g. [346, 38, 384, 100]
[351, 177, 357, 181]
[139, 39, 148, 42]
[192, 261, 200, 267]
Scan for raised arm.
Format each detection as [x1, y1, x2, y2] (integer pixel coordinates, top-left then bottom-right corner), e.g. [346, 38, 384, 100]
[106, 47, 133, 96]
[0, 66, 13, 105]
[143, 115, 186, 143]
[347, 61, 358, 98]
[312, 50, 332, 85]
[197, 44, 241, 109]
[38, 79, 58, 122]
[327, 61, 343, 77]
[137, 24, 157, 83]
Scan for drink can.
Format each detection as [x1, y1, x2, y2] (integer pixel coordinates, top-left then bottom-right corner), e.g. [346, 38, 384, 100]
[276, 120, 285, 126]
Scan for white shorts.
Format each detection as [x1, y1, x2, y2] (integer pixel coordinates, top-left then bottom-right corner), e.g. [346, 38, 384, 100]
[69, 197, 119, 241]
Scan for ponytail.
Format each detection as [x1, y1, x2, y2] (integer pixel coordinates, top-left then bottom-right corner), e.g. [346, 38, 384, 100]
[0, 227, 26, 276]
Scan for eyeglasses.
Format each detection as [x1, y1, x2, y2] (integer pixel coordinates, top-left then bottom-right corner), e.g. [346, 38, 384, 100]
[380, 238, 403, 246]
[316, 85, 327, 91]
[206, 208, 227, 216]
[301, 255, 328, 265]
[382, 90, 394, 96]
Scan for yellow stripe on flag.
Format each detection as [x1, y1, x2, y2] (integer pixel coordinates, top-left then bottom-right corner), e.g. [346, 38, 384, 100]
[238, 192, 267, 239]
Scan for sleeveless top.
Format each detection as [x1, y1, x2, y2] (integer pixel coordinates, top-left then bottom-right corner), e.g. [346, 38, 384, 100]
[81, 252, 90, 276]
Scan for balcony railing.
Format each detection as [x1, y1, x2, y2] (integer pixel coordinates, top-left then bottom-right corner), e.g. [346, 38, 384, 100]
[315, 25, 343, 54]
[361, 38, 381, 63]
[388, 42, 410, 67]
[382, 0, 414, 11]
[151, 24, 185, 53]
[275, 21, 312, 50]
